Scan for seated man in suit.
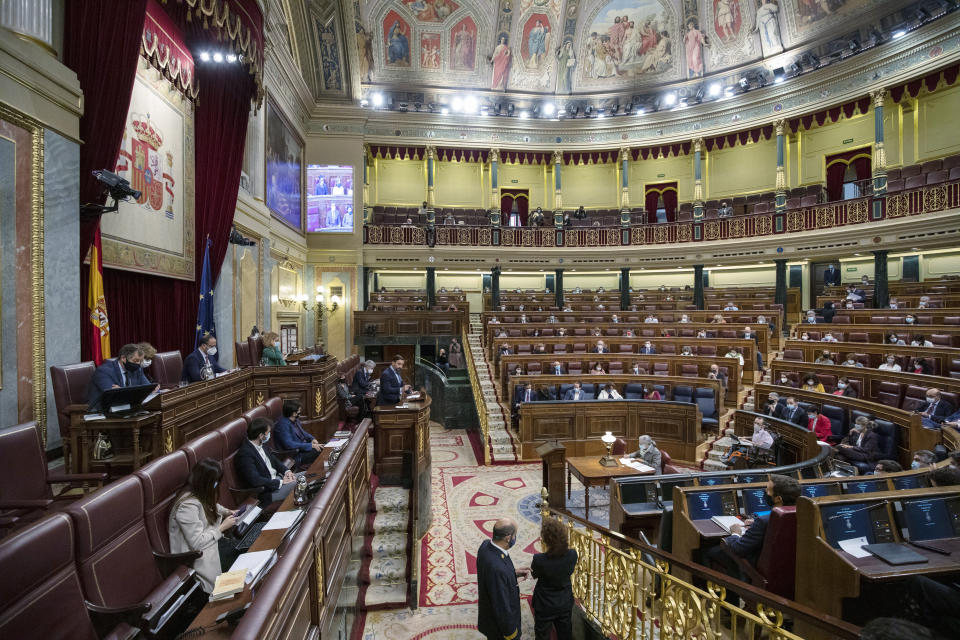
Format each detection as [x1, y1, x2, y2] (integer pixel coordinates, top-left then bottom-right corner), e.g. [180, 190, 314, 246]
[87, 343, 155, 411]
[920, 388, 955, 429]
[377, 354, 410, 405]
[563, 381, 586, 401]
[550, 360, 565, 375]
[235, 417, 296, 503]
[761, 392, 784, 418]
[707, 364, 728, 390]
[639, 340, 657, 355]
[779, 397, 807, 427]
[273, 399, 321, 466]
[182, 334, 226, 383]
[704, 474, 800, 590]
[628, 435, 662, 473]
[351, 360, 377, 396]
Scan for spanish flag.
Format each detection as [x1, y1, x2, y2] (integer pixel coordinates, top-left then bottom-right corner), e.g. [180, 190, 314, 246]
[88, 226, 111, 364]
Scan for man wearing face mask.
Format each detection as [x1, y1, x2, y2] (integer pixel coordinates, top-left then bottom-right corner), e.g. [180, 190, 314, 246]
[705, 475, 800, 585]
[780, 397, 807, 427]
[477, 518, 528, 640]
[351, 360, 377, 397]
[629, 435, 662, 473]
[183, 334, 226, 383]
[919, 388, 954, 429]
[87, 343, 154, 411]
[234, 418, 296, 503]
[639, 340, 657, 355]
[823, 263, 841, 287]
[911, 450, 936, 470]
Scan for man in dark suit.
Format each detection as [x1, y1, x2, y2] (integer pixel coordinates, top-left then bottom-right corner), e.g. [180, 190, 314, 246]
[272, 399, 321, 466]
[591, 340, 608, 354]
[823, 263, 841, 286]
[920, 388, 955, 428]
[563, 381, 586, 401]
[550, 361, 564, 375]
[639, 341, 656, 354]
[477, 518, 527, 640]
[351, 360, 376, 396]
[377, 354, 410, 405]
[87, 343, 154, 411]
[707, 364, 728, 390]
[235, 417, 296, 503]
[779, 397, 807, 427]
[182, 334, 226, 383]
[704, 475, 800, 593]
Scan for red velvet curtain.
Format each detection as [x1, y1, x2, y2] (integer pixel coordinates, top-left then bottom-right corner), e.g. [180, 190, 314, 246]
[84, 63, 254, 359]
[825, 162, 846, 202]
[825, 147, 872, 201]
[644, 190, 660, 224]
[63, 0, 149, 257]
[644, 182, 678, 223]
[500, 194, 515, 223]
[662, 189, 678, 222]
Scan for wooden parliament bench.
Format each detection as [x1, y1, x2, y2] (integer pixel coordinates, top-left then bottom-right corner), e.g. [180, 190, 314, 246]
[787, 324, 960, 348]
[481, 310, 783, 335]
[781, 339, 958, 377]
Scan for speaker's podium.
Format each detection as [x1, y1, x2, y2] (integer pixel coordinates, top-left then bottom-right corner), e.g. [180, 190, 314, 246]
[537, 440, 566, 511]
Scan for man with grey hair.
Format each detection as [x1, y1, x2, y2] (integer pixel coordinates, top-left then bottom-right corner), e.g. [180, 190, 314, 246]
[477, 517, 528, 639]
[629, 435, 662, 473]
[351, 359, 377, 397]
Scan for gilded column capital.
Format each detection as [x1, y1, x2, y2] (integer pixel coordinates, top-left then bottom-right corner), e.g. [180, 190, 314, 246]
[692, 138, 705, 153]
[489, 148, 499, 163]
[619, 146, 631, 161]
[426, 145, 436, 159]
[774, 119, 786, 137]
[871, 88, 887, 108]
[553, 149, 563, 165]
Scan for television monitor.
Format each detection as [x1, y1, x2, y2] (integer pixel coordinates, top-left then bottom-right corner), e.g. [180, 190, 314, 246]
[659, 477, 694, 506]
[801, 482, 842, 499]
[686, 490, 737, 520]
[821, 503, 894, 548]
[892, 475, 928, 490]
[842, 479, 886, 494]
[738, 474, 767, 484]
[306, 165, 354, 232]
[740, 487, 771, 518]
[700, 475, 736, 486]
[899, 497, 960, 541]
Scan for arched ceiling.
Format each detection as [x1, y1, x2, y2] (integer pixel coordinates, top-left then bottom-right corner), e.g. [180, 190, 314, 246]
[285, 0, 922, 103]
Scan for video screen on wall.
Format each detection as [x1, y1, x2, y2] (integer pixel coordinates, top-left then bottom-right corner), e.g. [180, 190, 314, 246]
[306, 165, 354, 232]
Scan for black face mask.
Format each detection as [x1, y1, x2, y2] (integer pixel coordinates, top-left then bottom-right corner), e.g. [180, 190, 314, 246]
[123, 359, 140, 373]
[763, 492, 776, 508]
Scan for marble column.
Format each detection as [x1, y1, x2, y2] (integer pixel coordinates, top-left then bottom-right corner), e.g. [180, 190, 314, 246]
[489, 148, 501, 226]
[426, 267, 436, 308]
[775, 120, 787, 214]
[619, 267, 630, 309]
[425, 146, 436, 227]
[693, 265, 705, 310]
[553, 150, 564, 226]
[692, 138, 705, 220]
[873, 250, 889, 309]
[362, 266, 370, 310]
[491, 266, 501, 308]
[871, 89, 888, 195]
[362, 145, 370, 223]
[555, 269, 564, 308]
[0, 0, 55, 53]
[619, 147, 631, 224]
[775, 259, 788, 313]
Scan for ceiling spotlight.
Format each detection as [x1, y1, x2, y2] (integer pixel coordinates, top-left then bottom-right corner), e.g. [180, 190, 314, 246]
[507, 103, 515, 115]
[413, 102, 422, 111]
[708, 82, 722, 97]
[569, 106, 579, 117]
[397, 103, 409, 113]
[847, 38, 860, 53]
[723, 85, 735, 97]
[519, 110, 529, 119]
[738, 77, 749, 89]
[494, 103, 502, 115]
[360, 98, 369, 107]
[663, 92, 677, 106]
[788, 62, 801, 76]
[892, 28, 907, 38]
[596, 111, 605, 119]
[212, 52, 224, 63]
[441, 107, 450, 115]
[464, 95, 478, 113]
[542, 102, 555, 116]
[226, 53, 237, 63]
[451, 96, 463, 112]
[611, 103, 620, 115]
[584, 105, 593, 116]
[371, 92, 384, 107]
[773, 67, 785, 84]
[199, 51, 210, 62]
[693, 87, 704, 103]
[635, 106, 645, 115]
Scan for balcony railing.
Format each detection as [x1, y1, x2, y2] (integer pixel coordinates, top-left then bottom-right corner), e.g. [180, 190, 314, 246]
[363, 181, 959, 248]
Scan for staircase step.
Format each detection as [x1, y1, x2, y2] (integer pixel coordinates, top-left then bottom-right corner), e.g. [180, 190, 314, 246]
[361, 583, 408, 608]
[367, 556, 408, 583]
[373, 487, 410, 513]
[369, 531, 408, 557]
[372, 511, 410, 533]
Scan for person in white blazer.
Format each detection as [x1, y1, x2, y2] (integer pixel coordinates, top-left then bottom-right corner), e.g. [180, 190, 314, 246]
[168, 458, 238, 592]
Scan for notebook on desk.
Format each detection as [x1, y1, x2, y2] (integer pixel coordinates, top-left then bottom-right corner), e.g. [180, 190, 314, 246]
[863, 543, 929, 566]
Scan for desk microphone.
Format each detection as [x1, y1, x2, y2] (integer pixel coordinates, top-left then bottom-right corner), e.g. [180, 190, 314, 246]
[825, 504, 877, 520]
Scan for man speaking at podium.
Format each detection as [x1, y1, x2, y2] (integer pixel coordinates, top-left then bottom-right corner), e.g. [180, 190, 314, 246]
[377, 354, 410, 405]
[183, 334, 226, 383]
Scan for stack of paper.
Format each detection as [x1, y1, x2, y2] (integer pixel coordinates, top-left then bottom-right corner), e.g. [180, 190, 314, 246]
[324, 438, 348, 449]
[210, 569, 247, 601]
[263, 510, 302, 531]
[711, 515, 743, 533]
[228, 550, 275, 584]
[838, 536, 871, 558]
[618, 458, 655, 473]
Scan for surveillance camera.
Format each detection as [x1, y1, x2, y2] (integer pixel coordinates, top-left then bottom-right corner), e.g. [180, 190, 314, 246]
[92, 169, 142, 201]
[228, 227, 257, 246]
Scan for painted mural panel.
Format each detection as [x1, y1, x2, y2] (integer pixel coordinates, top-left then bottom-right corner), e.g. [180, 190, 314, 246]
[384, 11, 412, 66]
[402, 0, 460, 23]
[580, 0, 678, 84]
[421, 32, 443, 69]
[520, 13, 552, 69]
[450, 17, 477, 71]
[491, 34, 512, 89]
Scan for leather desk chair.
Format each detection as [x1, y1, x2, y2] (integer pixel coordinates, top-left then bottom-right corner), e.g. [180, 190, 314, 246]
[0, 421, 105, 533]
[65, 476, 202, 635]
[247, 336, 264, 366]
[263, 396, 283, 423]
[235, 341, 252, 367]
[0, 513, 137, 640]
[243, 405, 269, 425]
[50, 361, 96, 472]
[722, 506, 798, 599]
[216, 418, 260, 509]
[134, 450, 191, 554]
[152, 351, 183, 388]
[660, 450, 680, 474]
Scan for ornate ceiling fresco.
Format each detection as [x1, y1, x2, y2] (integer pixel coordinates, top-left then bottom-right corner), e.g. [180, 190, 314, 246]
[287, 0, 923, 103]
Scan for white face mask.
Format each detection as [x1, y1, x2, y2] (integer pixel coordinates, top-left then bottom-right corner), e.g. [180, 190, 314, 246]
[141, 359, 152, 368]
[781, 376, 788, 383]
[838, 383, 846, 389]
[906, 318, 914, 324]
[262, 432, 270, 443]
[206, 346, 217, 356]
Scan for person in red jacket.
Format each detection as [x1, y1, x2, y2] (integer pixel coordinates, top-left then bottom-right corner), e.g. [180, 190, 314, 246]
[806, 407, 833, 441]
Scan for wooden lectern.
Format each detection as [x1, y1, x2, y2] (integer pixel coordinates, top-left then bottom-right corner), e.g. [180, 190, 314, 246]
[537, 440, 566, 511]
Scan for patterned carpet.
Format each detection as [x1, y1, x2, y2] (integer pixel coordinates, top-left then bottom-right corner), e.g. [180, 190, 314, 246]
[360, 424, 607, 639]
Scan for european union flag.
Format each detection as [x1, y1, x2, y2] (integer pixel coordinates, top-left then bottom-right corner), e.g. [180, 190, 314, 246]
[194, 236, 216, 349]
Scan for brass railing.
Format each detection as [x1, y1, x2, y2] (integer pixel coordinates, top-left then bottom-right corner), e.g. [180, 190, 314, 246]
[463, 323, 491, 465]
[541, 492, 860, 640]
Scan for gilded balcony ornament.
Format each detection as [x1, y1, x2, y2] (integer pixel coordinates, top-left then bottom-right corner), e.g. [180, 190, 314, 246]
[730, 218, 745, 238]
[631, 226, 645, 245]
[458, 227, 470, 245]
[923, 185, 947, 212]
[565, 231, 579, 247]
[390, 226, 403, 243]
[412, 227, 426, 244]
[886, 193, 909, 218]
[704, 221, 720, 241]
[756, 215, 772, 235]
[816, 206, 836, 228]
[540, 228, 555, 246]
[521, 229, 535, 246]
[478, 227, 492, 245]
[502, 229, 515, 246]
[653, 225, 668, 244]
[786, 210, 805, 232]
[606, 229, 620, 246]
[367, 225, 382, 243]
[847, 198, 869, 223]
[677, 223, 692, 242]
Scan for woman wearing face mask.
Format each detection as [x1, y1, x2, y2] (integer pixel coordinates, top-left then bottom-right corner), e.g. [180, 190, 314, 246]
[448, 338, 465, 368]
[801, 374, 824, 393]
[904, 314, 917, 325]
[814, 350, 834, 365]
[531, 517, 578, 640]
[835, 417, 879, 464]
[168, 458, 238, 592]
[261, 331, 287, 366]
[910, 357, 933, 375]
[644, 385, 662, 400]
[841, 353, 864, 368]
[832, 377, 858, 398]
[886, 332, 905, 346]
[878, 355, 902, 372]
[799, 332, 811, 341]
[777, 373, 796, 388]
[910, 334, 933, 348]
